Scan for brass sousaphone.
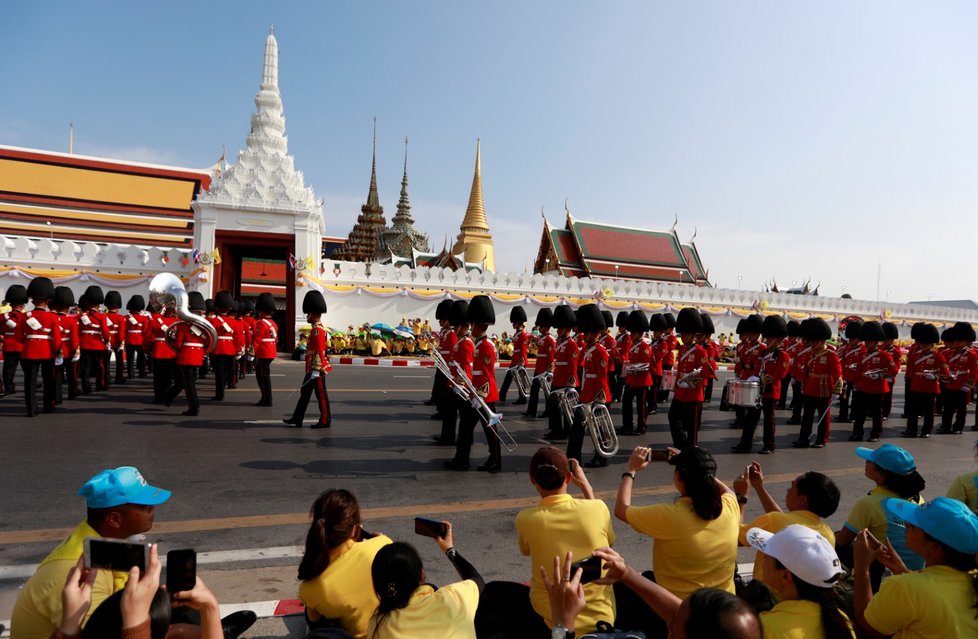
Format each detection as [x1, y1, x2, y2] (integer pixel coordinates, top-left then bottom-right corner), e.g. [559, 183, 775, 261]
[148, 273, 217, 354]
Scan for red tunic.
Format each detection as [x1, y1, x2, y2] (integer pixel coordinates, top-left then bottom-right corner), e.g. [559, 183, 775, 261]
[854, 348, 898, 394]
[803, 347, 843, 397]
[759, 345, 791, 400]
[551, 337, 580, 388]
[105, 311, 125, 350]
[305, 324, 330, 373]
[615, 332, 632, 366]
[840, 342, 865, 384]
[532, 332, 556, 374]
[651, 337, 669, 376]
[791, 343, 815, 386]
[240, 316, 256, 352]
[735, 339, 763, 379]
[944, 347, 978, 392]
[600, 333, 617, 362]
[171, 321, 206, 367]
[905, 347, 947, 394]
[150, 315, 178, 360]
[452, 333, 475, 382]
[579, 342, 610, 403]
[2, 310, 25, 353]
[509, 328, 529, 368]
[211, 315, 243, 356]
[57, 313, 79, 358]
[673, 342, 716, 403]
[78, 311, 109, 351]
[662, 333, 678, 367]
[252, 318, 278, 359]
[473, 335, 498, 402]
[623, 338, 654, 388]
[17, 309, 61, 360]
[123, 312, 148, 347]
[884, 344, 904, 371]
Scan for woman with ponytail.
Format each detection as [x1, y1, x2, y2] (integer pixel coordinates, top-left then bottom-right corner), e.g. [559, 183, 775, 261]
[297, 489, 392, 639]
[615, 446, 739, 599]
[854, 496, 978, 638]
[368, 521, 484, 639]
[746, 525, 856, 639]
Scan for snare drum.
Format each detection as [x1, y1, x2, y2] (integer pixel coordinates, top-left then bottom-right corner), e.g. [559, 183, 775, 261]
[661, 369, 677, 390]
[726, 379, 761, 407]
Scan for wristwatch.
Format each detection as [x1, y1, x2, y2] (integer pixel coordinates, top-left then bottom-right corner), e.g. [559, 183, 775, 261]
[551, 626, 575, 639]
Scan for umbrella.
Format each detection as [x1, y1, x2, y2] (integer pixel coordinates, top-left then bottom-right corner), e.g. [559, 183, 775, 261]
[394, 328, 414, 339]
[371, 323, 396, 334]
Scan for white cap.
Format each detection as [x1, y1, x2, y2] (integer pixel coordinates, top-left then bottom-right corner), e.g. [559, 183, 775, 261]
[746, 525, 843, 587]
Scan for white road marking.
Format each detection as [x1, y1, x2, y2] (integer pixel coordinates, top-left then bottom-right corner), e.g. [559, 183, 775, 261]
[394, 375, 429, 378]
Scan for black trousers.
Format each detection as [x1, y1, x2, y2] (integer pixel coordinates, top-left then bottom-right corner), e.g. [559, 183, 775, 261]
[647, 374, 661, 414]
[111, 347, 125, 383]
[621, 385, 648, 433]
[777, 374, 791, 407]
[452, 400, 479, 465]
[668, 399, 702, 449]
[905, 390, 936, 436]
[498, 368, 528, 402]
[838, 381, 854, 421]
[882, 387, 894, 419]
[789, 379, 804, 421]
[704, 377, 715, 402]
[21, 358, 55, 416]
[54, 360, 78, 404]
[429, 369, 446, 404]
[798, 395, 832, 444]
[546, 391, 567, 437]
[941, 389, 969, 433]
[739, 398, 777, 450]
[2, 351, 20, 393]
[125, 344, 147, 378]
[165, 364, 200, 415]
[80, 349, 107, 392]
[289, 372, 331, 425]
[567, 407, 588, 462]
[852, 392, 884, 440]
[610, 364, 623, 402]
[153, 358, 175, 402]
[525, 376, 544, 416]
[439, 390, 460, 442]
[212, 354, 234, 400]
[254, 358, 273, 404]
[658, 363, 673, 402]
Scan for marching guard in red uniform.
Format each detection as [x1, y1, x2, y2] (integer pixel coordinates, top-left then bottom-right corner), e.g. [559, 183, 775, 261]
[103, 291, 126, 386]
[252, 293, 278, 407]
[150, 303, 179, 403]
[849, 321, 898, 442]
[938, 322, 978, 435]
[124, 295, 150, 379]
[16, 277, 61, 416]
[77, 286, 110, 394]
[836, 320, 864, 422]
[425, 300, 453, 411]
[621, 310, 653, 436]
[457, 295, 501, 472]
[2, 284, 28, 395]
[443, 301, 475, 469]
[210, 291, 244, 401]
[647, 313, 669, 414]
[163, 291, 209, 416]
[51, 286, 80, 403]
[795, 318, 843, 447]
[522, 308, 555, 419]
[881, 322, 903, 419]
[436, 301, 466, 445]
[902, 323, 946, 437]
[657, 312, 678, 404]
[543, 305, 579, 441]
[285, 290, 332, 428]
[733, 315, 791, 454]
[498, 305, 529, 405]
[567, 304, 611, 466]
[668, 307, 716, 449]
[612, 311, 631, 403]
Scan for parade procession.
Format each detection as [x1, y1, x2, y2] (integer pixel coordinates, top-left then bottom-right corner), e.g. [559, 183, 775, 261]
[5, 5, 978, 639]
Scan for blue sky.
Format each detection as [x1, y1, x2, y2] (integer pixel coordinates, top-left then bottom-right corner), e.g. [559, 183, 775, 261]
[3, 1, 977, 303]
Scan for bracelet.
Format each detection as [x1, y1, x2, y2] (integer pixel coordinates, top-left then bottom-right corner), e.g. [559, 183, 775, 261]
[736, 494, 748, 505]
[622, 471, 635, 480]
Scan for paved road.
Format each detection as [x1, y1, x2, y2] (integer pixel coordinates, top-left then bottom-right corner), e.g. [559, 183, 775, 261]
[1, 359, 975, 636]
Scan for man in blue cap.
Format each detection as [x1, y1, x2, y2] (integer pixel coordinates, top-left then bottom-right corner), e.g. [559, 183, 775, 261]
[11, 467, 170, 639]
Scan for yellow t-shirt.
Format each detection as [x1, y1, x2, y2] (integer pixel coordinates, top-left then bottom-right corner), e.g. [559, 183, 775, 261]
[946, 470, 978, 512]
[516, 493, 617, 634]
[864, 565, 978, 638]
[844, 487, 925, 571]
[11, 521, 128, 639]
[298, 534, 393, 639]
[739, 510, 835, 580]
[626, 492, 740, 599]
[367, 580, 479, 639]
[760, 599, 856, 639]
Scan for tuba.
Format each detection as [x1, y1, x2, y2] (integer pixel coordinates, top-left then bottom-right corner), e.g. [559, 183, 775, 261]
[553, 386, 579, 427]
[512, 364, 531, 397]
[148, 273, 217, 355]
[574, 401, 620, 458]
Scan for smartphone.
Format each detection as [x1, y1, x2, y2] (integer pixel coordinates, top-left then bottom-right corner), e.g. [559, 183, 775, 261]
[84, 538, 149, 573]
[570, 555, 602, 584]
[166, 548, 197, 594]
[414, 517, 448, 539]
[646, 449, 671, 462]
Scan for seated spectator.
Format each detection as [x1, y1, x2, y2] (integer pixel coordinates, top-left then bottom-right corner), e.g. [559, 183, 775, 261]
[853, 496, 978, 637]
[946, 438, 978, 512]
[12, 467, 171, 639]
[835, 444, 926, 590]
[542, 549, 761, 639]
[298, 489, 392, 639]
[479, 447, 614, 637]
[734, 462, 840, 581]
[368, 522, 483, 639]
[745, 525, 856, 638]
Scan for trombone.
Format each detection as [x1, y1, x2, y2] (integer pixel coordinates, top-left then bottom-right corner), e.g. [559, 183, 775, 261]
[429, 350, 518, 452]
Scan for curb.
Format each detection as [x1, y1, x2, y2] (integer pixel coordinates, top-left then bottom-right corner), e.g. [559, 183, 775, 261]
[333, 357, 739, 371]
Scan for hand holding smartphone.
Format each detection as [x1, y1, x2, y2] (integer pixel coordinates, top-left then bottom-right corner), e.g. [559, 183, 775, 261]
[569, 555, 602, 584]
[414, 517, 448, 539]
[84, 538, 149, 573]
[166, 549, 197, 595]
[645, 449, 671, 462]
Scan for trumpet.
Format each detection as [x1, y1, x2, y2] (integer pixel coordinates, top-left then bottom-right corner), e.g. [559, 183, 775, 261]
[623, 362, 650, 375]
[512, 364, 531, 397]
[676, 367, 703, 388]
[573, 401, 619, 458]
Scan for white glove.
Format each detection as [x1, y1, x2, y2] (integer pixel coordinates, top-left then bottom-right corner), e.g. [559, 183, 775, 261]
[746, 375, 761, 383]
[310, 370, 321, 379]
[247, 355, 255, 362]
[924, 372, 936, 381]
[866, 372, 880, 380]
[677, 381, 690, 389]
[55, 355, 64, 366]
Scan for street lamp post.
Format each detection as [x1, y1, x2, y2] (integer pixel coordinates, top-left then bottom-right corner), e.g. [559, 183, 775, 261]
[738, 275, 742, 289]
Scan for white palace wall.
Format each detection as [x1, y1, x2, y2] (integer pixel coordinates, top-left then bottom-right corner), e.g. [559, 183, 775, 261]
[4, 238, 978, 339]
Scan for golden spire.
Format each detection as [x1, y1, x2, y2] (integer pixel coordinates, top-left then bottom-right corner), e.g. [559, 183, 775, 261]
[453, 138, 494, 271]
[459, 138, 489, 230]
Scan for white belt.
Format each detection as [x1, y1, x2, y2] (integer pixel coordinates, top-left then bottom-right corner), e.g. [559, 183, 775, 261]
[109, 330, 119, 334]
[80, 330, 101, 335]
[218, 336, 234, 340]
[128, 330, 142, 334]
[27, 335, 52, 340]
[585, 374, 599, 379]
[473, 370, 484, 376]
[261, 338, 276, 342]
[154, 337, 166, 342]
[184, 342, 204, 347]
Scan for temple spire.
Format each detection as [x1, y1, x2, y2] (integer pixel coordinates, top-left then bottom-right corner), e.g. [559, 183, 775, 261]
[459, 138, 488, 230]
[262, 27, 278, 89]
[452, 138, 495, 271]
[366, 117, 380, 209]
[394, 136, 412, 224]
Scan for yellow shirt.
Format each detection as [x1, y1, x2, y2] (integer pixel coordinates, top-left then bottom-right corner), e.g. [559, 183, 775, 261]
[739, 510, 835, 580]
[844, 487, 925, 571]
[760, 599, 855, 639]
[626, 492, 740, 599]
[946, 470, 978, 511]
[864, 565, 978, 638]
[516, 493, 617, 634]
[367, 580, 479, 639]
[11, 521, 127, 639]
[298, 535, 392, 639]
